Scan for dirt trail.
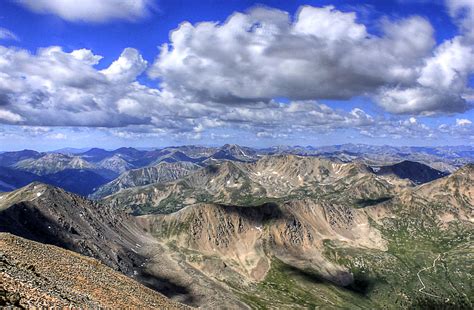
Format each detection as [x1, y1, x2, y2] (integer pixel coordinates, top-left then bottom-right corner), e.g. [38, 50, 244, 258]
[416, 254, 443, 299]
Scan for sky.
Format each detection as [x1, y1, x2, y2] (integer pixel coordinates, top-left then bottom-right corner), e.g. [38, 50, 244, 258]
[0, 0, 473, 151]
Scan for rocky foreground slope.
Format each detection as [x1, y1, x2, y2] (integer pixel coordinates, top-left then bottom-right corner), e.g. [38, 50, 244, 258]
[0, 233, 188, 308]
[0, 183, 149, 276]
[0, 183, 249, 308]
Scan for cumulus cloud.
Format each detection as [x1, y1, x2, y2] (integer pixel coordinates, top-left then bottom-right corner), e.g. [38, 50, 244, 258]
[0, 109, 23, 123]
[456, 118, 472, 126]
[375, 86, 468, 115]
[359, 116, 435, 140]
[0, 3, 473, 143]
[151, 6, 435, 106]
[0, 28, 18, 41]
[446, 0, 474, 40]
[149, 5, 474, 115]
[15, 0, 155, 23]
[0, 46, 153, 127]
[439, 117, 473, 139]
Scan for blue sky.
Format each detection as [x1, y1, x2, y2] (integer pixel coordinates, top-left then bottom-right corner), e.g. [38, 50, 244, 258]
[0, 0, 473, 150]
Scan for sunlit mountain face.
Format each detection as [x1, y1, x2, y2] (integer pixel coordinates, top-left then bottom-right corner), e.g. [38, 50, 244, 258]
[0, 1, 473, 309]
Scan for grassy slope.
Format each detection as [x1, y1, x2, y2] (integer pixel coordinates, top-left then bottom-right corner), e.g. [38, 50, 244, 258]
[227, 202, 473, 309]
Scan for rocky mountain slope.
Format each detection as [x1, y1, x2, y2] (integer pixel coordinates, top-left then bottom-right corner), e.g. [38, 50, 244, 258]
[374, 160, 448, 184]
[0, 167, 44, 192]
[0, 233, 188, 309]
[14, 153, 95, 175]
[92, 162, 201, 199]
[105, 155, 411, 215]
[136, 164, 473, 308]
[0, 183, 248, 308]
[0, 183, 148, 275]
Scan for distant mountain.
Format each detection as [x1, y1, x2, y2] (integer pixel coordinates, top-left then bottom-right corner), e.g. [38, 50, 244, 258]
[97, 154, 136, 174]
[207, 144, 259, 162]
[163, 145, 217, 158]
[14, 153, 95, 175]
[50, 147, 91, 154]
[42, 169, 111, 196]
[149, 149, 204, 166]
[91, 162, 200, 199]
[112, 147, 147, 161]
[0, 150, 42, 167]
[104, 155, 411, 214]
[0, 166, 44, 192]
[374, 160, 449, 184]
[259, 144, 474, 172]
[77, 148, 113, 162]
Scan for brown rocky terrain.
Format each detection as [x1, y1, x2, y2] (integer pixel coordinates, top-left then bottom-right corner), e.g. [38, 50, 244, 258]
[0, 182, 250, 308]
[0, 182, 149, 276]
[139, 197, 386, 288]
[1, 161, 472, 309]
[104, 155, 412, 214]
[91, 161, 200, 199]
[0, 233, 188, 308]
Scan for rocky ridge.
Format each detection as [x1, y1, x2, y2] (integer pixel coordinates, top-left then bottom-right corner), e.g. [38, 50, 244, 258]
[0, 233, 189, 308]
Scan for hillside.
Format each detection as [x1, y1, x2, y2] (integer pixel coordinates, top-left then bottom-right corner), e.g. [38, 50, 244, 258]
[375, 160, 448, 184]
[92, 162, 200, 199]
[0, 233, 188, 308]
[104, 155, 411, 215]
[0, 183, 149, 275]
[136, 164, 473, 308]
[0, 167, 44, 192]
[14, 153, 95, 175]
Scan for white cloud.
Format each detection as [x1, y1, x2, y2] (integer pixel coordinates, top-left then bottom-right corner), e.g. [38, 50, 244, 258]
[0, 109, 23, 123]
[15, 0, 155, 23]
[446, 0, 474, 40]
[150, 6, 460, 114]
[0, 46, 154, 127]
[101, 48, 147, 83]
[456, 118, 472, 126]
[48, 132, 67, 139]
[0, 28, 18, 41]
[375, 86, 468, 115]
[0, 3, 473, 143]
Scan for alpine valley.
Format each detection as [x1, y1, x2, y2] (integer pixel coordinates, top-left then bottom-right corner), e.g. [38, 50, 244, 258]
[0, 144, 472, 308]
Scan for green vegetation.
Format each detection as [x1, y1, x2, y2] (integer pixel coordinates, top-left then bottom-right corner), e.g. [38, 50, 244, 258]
[232, 259, 378, 309]
[322, 204, 473, 309]
[355, 196, 392, 208]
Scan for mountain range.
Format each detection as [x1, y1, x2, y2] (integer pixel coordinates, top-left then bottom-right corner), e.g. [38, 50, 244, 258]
[0, 145, 472, 308]
[1, 144, 472, 197]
